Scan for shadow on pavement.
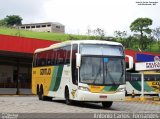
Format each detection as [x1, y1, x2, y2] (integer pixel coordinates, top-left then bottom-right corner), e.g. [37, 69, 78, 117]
[51, 99, 116, 110]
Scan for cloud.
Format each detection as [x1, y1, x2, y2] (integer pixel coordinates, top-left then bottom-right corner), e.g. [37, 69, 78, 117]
[0, 0, 159, 35]
[0, 0, 47, 23]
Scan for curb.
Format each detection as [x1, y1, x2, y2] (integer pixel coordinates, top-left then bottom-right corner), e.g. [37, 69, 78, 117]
[125, 97, 160, 105]
[126, 97, 160, 101]
[0, 94, 36, 96]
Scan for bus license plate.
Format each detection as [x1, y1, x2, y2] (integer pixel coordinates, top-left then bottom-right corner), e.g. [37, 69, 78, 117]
[99, 95, 107, 98]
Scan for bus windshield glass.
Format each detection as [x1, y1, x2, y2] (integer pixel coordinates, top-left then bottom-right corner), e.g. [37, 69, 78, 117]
[80, 44, 124, 56]
[80, 44, 125, 85]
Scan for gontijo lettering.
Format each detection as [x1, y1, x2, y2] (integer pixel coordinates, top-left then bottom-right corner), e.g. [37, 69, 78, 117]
[40, 68, 51, 75]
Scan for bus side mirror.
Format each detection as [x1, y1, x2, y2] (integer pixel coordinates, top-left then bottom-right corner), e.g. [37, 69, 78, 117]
[76, 53, 81, 68]
[125, 55, 133, 71]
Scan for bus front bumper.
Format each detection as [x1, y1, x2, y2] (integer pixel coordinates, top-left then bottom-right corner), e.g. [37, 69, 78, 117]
[75, 90, 125, 102]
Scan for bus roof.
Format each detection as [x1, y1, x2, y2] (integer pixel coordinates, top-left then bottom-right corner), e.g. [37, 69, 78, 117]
[34, 40, 122, 53]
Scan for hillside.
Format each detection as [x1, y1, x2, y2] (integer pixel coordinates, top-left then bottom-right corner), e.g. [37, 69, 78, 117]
[0, 27, 93, 41]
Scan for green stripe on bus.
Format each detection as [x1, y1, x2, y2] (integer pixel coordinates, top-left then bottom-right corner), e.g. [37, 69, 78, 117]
[138, 81, 154, 92]
[102, 86, 118, 92]
[102, 86, 112, 91]
[53, 66, 64, 91]
[49, 66, 59, 91]
[109, 86, 119, 91]
[129, 81, 141, 91]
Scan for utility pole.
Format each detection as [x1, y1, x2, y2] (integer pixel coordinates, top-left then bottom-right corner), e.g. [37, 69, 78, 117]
[16, 60, 20, 95]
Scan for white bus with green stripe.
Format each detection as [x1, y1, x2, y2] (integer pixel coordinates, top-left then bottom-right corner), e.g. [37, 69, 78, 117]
[32, 40, 127, 108]
[126, 72, 160, 95]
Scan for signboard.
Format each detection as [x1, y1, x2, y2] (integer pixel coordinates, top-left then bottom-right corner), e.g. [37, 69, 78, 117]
[135, 61, 160, 71]
[136, 54, 160, 62]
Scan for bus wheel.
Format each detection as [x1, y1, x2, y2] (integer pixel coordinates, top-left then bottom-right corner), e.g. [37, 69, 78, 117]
[38, 87, 43, 100]
[65, 88, 72, 105]
[38, 87, 52, 101]
[125, 90, 128, 96]
[102, 101, 113, 108]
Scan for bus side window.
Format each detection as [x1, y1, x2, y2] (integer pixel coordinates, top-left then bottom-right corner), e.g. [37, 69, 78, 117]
[57, 48, 63, 65]
[72, 44, 78, 85]
[46, 50, 52, 65]
[38, 52, 47, 66]
[64, 45, 71, 64]
[33, 53, 37, 67]
[52, 49, 58, 65]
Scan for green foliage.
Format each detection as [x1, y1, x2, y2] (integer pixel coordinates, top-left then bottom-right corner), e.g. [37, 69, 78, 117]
[0, 15, 22, 27]
[114, 30, 127, 46]
[130, 18, 152, 33]
[0, 27, 98, 41]
[0, 19, 7, 26]
[86, 27, 106, 40]
[130, 18, 153, 50]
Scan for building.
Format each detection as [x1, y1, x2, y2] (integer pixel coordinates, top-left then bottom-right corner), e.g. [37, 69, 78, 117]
[0, 34, 159, 94]
[0, 34, 58, 94]
[18, 22, 65, 33]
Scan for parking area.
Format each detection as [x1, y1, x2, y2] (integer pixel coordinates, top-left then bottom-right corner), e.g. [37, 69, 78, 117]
[0, 96, 159, 113]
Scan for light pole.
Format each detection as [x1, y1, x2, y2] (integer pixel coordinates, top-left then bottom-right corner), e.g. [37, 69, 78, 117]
[16, 60, 20, 95]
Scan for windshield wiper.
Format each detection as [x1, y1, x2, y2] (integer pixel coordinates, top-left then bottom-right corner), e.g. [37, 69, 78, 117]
[119, 60, 124, 82]
[92, 60, 103, 84]
[107, 71, 116, 85]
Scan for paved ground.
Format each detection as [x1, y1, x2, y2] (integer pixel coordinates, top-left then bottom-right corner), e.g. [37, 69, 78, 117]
[0, 96, 159, 113]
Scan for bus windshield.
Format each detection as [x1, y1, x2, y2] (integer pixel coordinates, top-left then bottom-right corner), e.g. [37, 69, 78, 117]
[79, 44, 125, 85]
[80, 44, 124, 56]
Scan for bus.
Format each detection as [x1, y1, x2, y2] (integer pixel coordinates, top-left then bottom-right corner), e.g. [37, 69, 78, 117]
[32, 40, 130, 108]
[126, 72, 160, 95]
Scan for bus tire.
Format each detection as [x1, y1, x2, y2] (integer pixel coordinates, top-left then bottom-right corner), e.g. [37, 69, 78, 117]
[36, 85, 39, 95]
[65, 87, 72, 105]
[38, 86, 43, 100]
[102, 101, 113, 108]
[125, 90, 128, 96]
[38, 86, 52, 101]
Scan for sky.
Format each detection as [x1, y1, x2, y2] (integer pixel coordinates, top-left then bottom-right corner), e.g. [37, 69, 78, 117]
[0, 0, 160, 36]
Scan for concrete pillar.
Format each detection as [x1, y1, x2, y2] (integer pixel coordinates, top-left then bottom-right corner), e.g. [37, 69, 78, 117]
[140, 72, 144, 100]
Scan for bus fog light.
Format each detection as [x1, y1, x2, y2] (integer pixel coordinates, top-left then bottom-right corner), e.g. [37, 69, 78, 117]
[78, 86, 90, 91]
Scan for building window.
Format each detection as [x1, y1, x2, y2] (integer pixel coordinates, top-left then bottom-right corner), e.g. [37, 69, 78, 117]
[42, 25, 46, 27]
[31, 26, 35, 28]
[47, 24, 51, 27]
[26, 26, 30, 29]
[36, 25, 40, 28]
[56, 26, 60, 29]
[21, 26, 25, 29]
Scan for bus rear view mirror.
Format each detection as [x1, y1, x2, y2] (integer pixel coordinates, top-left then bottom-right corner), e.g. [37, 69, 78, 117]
[125, 55, 133, 70]
[76, 53, 81, 68]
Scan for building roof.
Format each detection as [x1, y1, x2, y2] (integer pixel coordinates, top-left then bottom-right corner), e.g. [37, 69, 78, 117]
[0, 34, 58, 54]
[20, 22, 64, 26]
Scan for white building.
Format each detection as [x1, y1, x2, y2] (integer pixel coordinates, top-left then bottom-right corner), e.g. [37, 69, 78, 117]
[18, 22, 65, 33]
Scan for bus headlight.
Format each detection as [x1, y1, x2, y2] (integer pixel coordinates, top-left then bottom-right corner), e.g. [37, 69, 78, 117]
[78, 86, 90, 91]
[116, 88, 125, 92]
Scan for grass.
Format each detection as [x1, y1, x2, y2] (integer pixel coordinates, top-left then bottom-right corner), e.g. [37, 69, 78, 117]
[0, 27, 92, 41]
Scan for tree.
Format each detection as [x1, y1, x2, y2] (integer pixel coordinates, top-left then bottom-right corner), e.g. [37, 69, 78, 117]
[114, 30, 127, 44]
[94, 28, 106, 40]
[4, 15, 22, 26]
[86, 27, 106, 40]
[130, 18, 152, 50]
[152, 27, 160, 50]
[0, 19, 7, 26]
